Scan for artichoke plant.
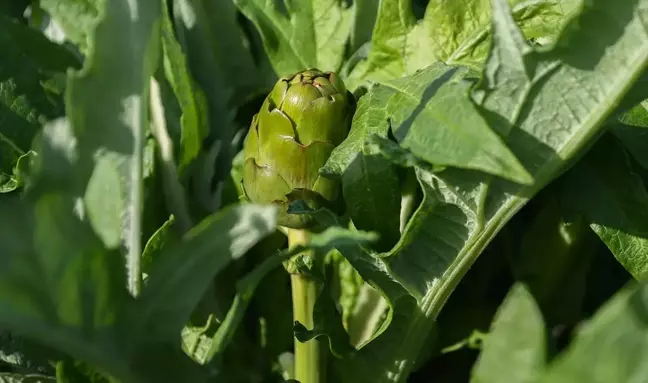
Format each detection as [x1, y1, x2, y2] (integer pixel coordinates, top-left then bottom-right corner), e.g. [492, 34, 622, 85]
[242, 69, 355, 228]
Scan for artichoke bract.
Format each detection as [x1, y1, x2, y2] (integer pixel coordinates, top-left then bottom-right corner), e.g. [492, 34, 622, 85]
[242, 69, 354, 229]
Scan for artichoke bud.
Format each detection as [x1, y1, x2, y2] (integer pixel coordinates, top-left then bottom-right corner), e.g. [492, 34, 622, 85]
[242, 69, 354, 229]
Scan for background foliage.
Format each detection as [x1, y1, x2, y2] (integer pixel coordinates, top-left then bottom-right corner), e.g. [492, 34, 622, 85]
[1, 0, 648, 382]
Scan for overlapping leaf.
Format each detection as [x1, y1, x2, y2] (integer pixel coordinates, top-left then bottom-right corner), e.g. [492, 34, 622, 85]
[560, 136, 648, 281]
[234, 0, 353, 75]
[331, 0, 648, 381]
[346, 0, 579, 89]
[0, 16, 80, 192]
[325, 63, 532, 184]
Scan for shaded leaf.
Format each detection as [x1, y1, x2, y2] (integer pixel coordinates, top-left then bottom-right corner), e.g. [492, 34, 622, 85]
[539, 282, 648, 383]
[0, 16, 80, 192]
[139, 204, 277, 340]
[173, 0, 237, 208]
[0, 373, 56, 383]
[511, 192, 595, 325]
[471, 284, 546, 383]
[141, 215, 178, 275]
[342, 145, 401, 251]
[560, 135, 648, 281]
[160, 0, 208, 174]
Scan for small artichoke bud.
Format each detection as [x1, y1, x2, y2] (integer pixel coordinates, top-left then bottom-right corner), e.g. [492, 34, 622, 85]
[242, 69, 354, 229]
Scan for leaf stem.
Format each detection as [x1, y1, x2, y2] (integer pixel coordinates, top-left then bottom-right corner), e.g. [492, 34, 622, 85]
[287, 228, 325, 383]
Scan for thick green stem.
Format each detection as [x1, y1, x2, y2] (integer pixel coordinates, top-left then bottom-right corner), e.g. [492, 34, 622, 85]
[287, 229, 325, 383]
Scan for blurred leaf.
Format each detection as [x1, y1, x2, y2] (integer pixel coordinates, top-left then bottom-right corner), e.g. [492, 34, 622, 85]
[173, 0, 237, 207]
[0, 373, 56, 383]
[349, 0, 379, 54]
[160, 0, 208, 174]
[55, 359, 110, 383]
[0, 1, 29, 21]
[141, 215, 178, 275]
[347, 0, 578, 89]
[332, 0, 648, 381]
[511, 193, 594, 325]
[539, 282, 648, 382]
[612, 102, 648, 170]
[139, 204, 277, 340]
[234, 0, 353, 75]
[0, 192, 134, 381]
[612, 123, 648, 170]
[618, 100, 648, 127]
[561, 135, 648, 281]
[471, 284, 545, 383]
[0, 1, 195, 380]
[0, 16, 80, 192]
[58, 0, 161, 269]
[324, 63, 533, 185]
[40, 0, 99, 52]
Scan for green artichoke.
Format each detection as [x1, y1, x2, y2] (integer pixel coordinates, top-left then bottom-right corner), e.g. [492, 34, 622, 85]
[242, 69, 354, 229]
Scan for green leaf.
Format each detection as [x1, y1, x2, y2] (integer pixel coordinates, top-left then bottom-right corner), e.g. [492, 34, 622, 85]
[0, 373, 56, 383]
[139, 204, 277, 340]
[324, 63, 533, 185]
[0, 193, 135, 382]
[612, 123, 648, 170]
[618, 100, 648, 127]
[234, 0, 353, 75]
[539, 282, 648, 382]
[342, 144, 401, 252]
[612, 103, 648, 170]
[61, 0, 161, 296]
[293, 263, 356, 359]
[470, 284, 546, 383]
[172, 0, 239, 204]
[0, 16, 80, 192]
[333, 0, 648, 381]
[349, 0, 379, 54]
[159, 0, 208, 174]
[560, 135, 648, 281]
[141, 215, 178, 276]
[347, 0, 577, 89]
[55, 359, 110, 383]
[197, 226, 374, 365]
[511, 192, 594, 325]
[40, 0, 100, 52]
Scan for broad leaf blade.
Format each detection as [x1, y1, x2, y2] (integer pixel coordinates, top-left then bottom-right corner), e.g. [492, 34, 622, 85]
[471, 284, 546, 383]
[325, 63, 533, 185]
[63, 0, 161, 275]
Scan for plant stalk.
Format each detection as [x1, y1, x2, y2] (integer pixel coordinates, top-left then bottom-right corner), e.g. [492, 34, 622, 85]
[287, 228, 325, 383]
